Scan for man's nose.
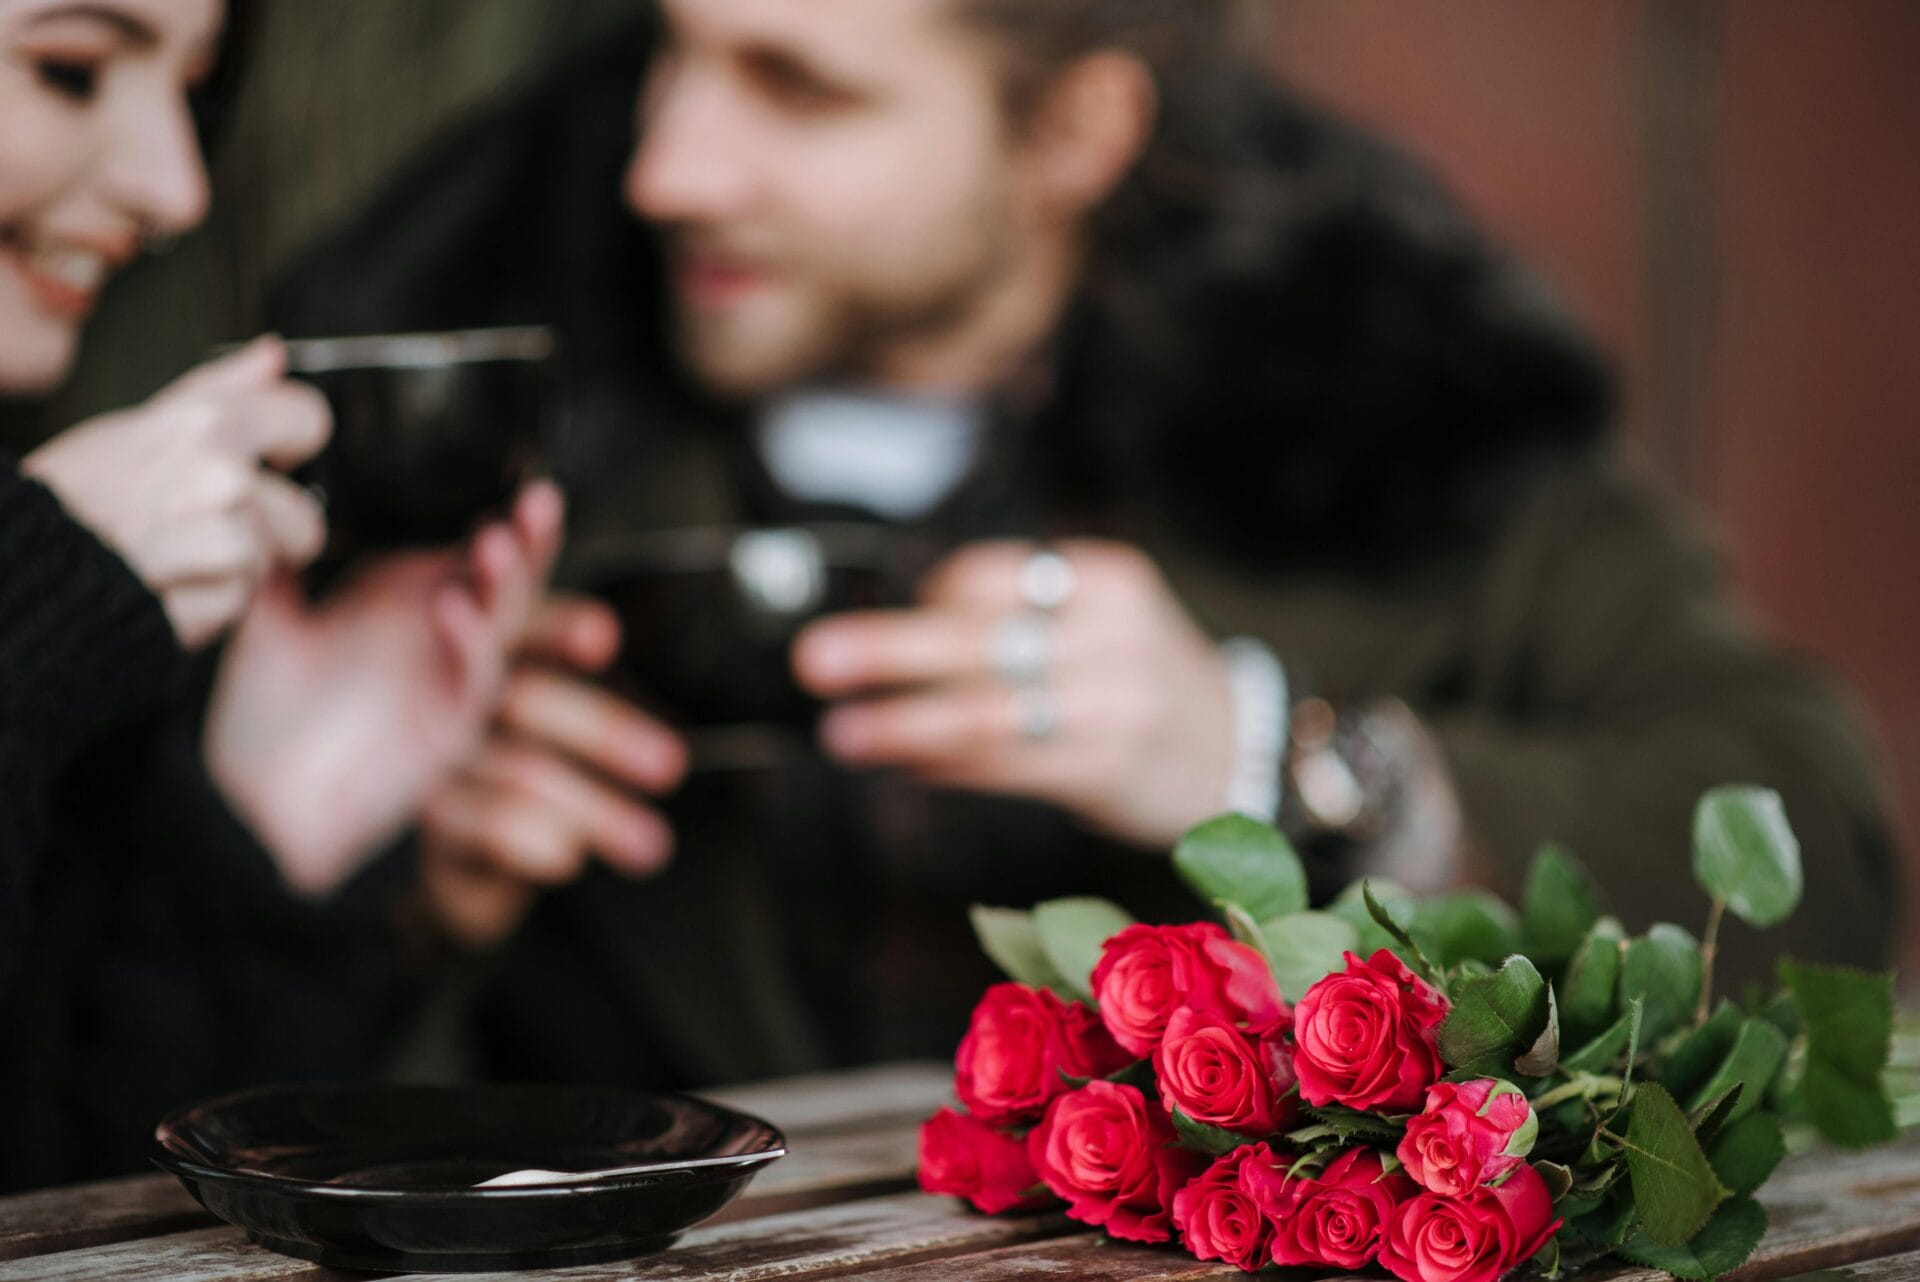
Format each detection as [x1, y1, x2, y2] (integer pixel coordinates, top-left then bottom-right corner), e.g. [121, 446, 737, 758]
[623, 74, 757, 223]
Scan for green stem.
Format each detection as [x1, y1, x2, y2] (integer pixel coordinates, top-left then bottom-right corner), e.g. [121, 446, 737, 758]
[1530, 1075, 1625, 1112]
[1697, 896, 1726, 1025]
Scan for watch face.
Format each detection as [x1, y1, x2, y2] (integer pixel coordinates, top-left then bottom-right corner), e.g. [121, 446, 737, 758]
[1296, 747, 1367, 829]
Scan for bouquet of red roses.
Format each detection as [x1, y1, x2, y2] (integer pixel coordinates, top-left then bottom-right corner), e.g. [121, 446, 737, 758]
[919, 786, 1899, 1281]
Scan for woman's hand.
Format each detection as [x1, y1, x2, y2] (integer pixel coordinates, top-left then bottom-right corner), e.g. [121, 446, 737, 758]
[793, 540, 1237, 850]
[23, 336, 330, 648]
[203, 482, 566, 899]
[415, 595, 688, 950]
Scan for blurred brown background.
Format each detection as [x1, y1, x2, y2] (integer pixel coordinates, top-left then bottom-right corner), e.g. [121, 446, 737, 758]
[1267, 1, 1920, 965]
[14, 1, 1916, 957]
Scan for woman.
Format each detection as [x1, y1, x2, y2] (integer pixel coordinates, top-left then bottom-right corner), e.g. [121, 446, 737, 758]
[0, 0, 555, 1189]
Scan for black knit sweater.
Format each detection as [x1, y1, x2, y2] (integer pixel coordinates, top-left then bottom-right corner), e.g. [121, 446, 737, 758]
[0, 458, 412, 1191]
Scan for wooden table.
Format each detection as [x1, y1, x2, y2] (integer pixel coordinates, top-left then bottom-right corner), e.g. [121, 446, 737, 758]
[3, 1062, 1919, 1281]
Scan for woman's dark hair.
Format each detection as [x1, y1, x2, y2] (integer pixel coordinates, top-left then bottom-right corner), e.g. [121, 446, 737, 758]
[190, 0, 255, 148]
[957, 0, 1616, 565]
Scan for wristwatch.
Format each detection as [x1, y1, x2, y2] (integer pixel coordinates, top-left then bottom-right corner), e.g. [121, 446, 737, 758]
[1279, 695, 1407, 860]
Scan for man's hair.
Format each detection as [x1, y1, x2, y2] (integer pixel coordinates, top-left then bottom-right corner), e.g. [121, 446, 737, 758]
[955, 0, 1615, 565]
[953, 0, 1258, 120]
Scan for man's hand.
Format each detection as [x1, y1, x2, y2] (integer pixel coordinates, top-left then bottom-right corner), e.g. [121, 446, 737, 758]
[415, 594, 688, 949]
[793, 539, 1237, 850]
[204, 482, 566, 898]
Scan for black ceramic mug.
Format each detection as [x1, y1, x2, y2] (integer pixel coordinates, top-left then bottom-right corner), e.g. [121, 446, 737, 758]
[277, 326, 557, 557]
[570, 523, 927, 769]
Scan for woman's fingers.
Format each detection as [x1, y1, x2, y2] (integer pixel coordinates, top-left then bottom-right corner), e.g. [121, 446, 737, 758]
[466, 739, 673, 876]
[249, 472, 328, 568]
[520, 595, 623, 671]
[498, 666, 687, 794]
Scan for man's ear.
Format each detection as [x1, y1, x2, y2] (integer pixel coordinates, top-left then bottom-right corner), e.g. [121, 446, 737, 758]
[1024, 50, 1158, 217]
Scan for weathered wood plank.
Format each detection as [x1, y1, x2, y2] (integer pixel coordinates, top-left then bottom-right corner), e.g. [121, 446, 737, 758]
[0, 1176, 213, 1264]
[708, 1119, 920, 1224]
[403, 1192, 1074, 1281]
[698, 1060, 951, 1136]
[1765, 1246, 1920, 1280]
[0, 1228, 341, 1282]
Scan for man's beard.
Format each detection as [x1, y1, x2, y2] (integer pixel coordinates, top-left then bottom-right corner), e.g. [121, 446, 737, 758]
[665, 225, 1022, 398]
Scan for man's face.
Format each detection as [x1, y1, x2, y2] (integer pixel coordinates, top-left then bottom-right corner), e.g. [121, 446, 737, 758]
[625, 0, 1034, 397]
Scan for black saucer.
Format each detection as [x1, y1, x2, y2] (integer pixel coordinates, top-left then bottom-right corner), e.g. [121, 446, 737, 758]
[151, 1081, 785, 1273]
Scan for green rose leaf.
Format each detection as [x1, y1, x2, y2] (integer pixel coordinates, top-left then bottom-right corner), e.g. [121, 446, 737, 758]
[1561, 1002, 1641, 1076]
[1536, 1160, 1575, 1202]
[1412, 891, 1523, 970]
[1692, 786, 1803, 929]
[1299, 1102, 1405, 1144]
[1031, 897, 1133, 1002]
[1170, 1107, 1259, 1157]
[1173, 814, 1308, 922]
[1257, 911, 1360, 1003]
[1522, 844, 1605, 965]
[1621, 1082, 1728, 1246]
[1438, 954, 1550, 1077]
[1329, 879, 1417, 958]
[1515, 983, 1561, 1077]
[1689, 1084, 1745, 1147]
[1620, 923, 1703, 1045]
[1782, 958, 1897, 1147]
[1660, 1001, 1744, 1103]
[1616, 1197, 1768, 1280]
[1708, 1112, 1785, 1198]
[1560, 917, 1626, 1044]
[1683, 1019, 1788, 1124]
[969, 905, 1066, 990]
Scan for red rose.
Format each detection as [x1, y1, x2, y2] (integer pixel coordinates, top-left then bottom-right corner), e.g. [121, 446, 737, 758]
[1259, 1146, 1416, 1270]
[1380, 1161, 1563, 1282]
[1153, 1005, 1298, 1136]
[917, 1107, 1050, 1215]
[1291, 950, 1449, 1112]
[1397, 1078, 1538, 1196]
[955, 983, 1130, 1125]
[1091, 923, 1289, 1057]
[1028, 1080, 1207, 1243]
[1171, 1143, 1285, 1272]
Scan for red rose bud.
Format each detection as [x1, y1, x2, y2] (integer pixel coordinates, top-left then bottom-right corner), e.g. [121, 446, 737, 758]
[955, 983, 1131, 1126]
[1291, 950, 1449, 1113]
[1028, 1080, 1207, 1243]
[1171, 1143, 1287, 1272]
[1259, 1146, 1416, 1270]
[1397, 1078, 1538, 1196]
[1153, 1005, 1298, 1136]
[1380, 1161, 1563, 1282]
[1091, 923, 1289, 1058]
[917, 1107, 1051, 1215]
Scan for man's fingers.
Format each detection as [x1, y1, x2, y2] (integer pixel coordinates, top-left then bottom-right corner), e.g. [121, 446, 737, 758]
[793, 609, 1001, 697]
[499, 666, 687, 793]
[820, 680, 1064, 768]
[467, 741, 673, 876]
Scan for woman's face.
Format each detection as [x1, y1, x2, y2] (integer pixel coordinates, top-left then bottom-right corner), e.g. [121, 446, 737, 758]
[0, 0, 221, 394]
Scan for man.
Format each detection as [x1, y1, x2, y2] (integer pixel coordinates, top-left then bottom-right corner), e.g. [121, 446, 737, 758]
[276, 0, 1896, 1089]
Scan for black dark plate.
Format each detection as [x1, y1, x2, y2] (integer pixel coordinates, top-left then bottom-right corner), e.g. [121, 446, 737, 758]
[151, 1081, 786, 1273]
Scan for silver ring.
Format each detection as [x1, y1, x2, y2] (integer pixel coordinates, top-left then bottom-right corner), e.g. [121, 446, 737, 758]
[1018, 549, 1077, 613]
[990, 611, 1052, 685]
[1013, 684, 1061, 742]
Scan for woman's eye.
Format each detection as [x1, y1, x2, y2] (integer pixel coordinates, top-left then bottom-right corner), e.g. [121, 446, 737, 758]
[36, 59, 99, 101]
